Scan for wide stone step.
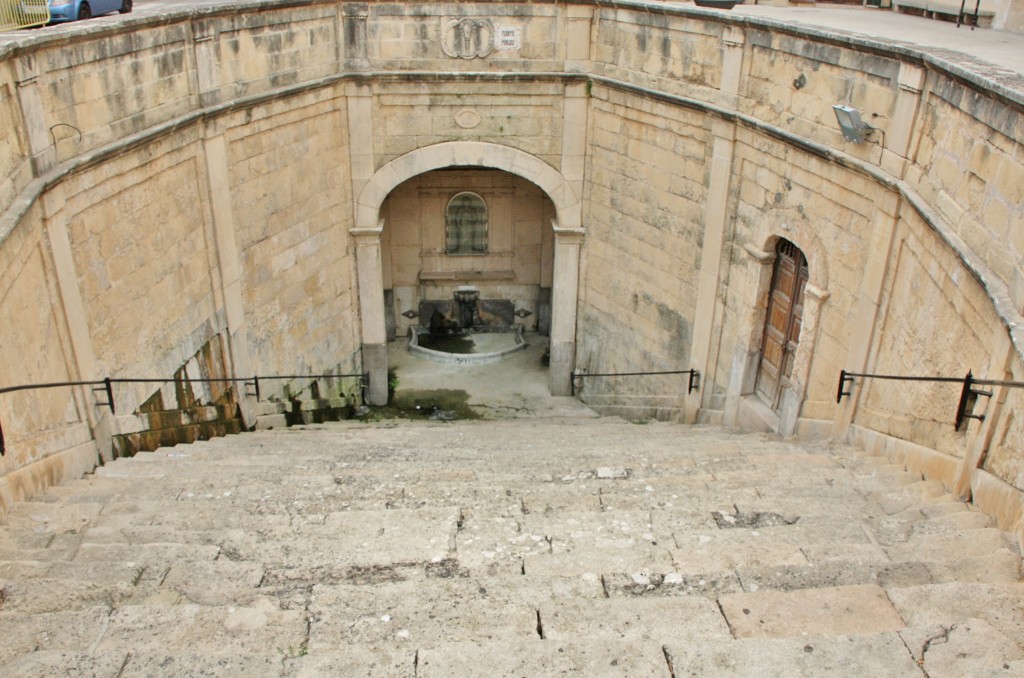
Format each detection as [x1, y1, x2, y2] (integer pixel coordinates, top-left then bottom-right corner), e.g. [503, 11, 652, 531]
[0, 419, 1020, 674]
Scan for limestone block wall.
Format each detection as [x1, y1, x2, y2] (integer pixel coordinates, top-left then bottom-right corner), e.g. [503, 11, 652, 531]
[0, 203, 96, 513]
[14, 24, 196, 171]
[857, 212, 1001, 458]
[0, 1, 1020, 536]
[372, 81, 567, 171]
[192, 6, 339, 106]
[0, 9, 367, 511]
[0, 62, 31, 220]
[909, 77, 1024, 316]
[574, 89, 708, 416]
[223, 90, 359, 377]
[57, 131, 217, 395]
[590, 7, 725, 103]
[739, 27, 903, 161]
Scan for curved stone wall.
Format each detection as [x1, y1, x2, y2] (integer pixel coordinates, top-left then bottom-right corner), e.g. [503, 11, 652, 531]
[0, 1, 1021, 544]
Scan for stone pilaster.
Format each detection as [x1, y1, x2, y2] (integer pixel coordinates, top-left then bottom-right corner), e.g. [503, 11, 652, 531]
[565, 5, 594, 73]
[352, 224, 389, 405]
[832, 195, 902, 439]
[687, 118, 737, 422]
[347, 83, 376, 227]
[720, 26, 746, 103]
[38, 187, 110, 458]
[550, 224, 584, 396]
[954, 331, 1014, 499]
[881, 64, 926, 178]
[560, 82, 588, 205]
[13, 55, 55, 175]
[202, 133, 255, 424]
[191, 25, 217, 107]
[341, 3, 370, 69]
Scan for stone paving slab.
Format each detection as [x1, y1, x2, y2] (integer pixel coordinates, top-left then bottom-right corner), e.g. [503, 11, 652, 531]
[887, 582, 1024, 646]
[119, 653, 286, 677]
[94, 600, 308, 656]
[899, 617, 1024, 678]
[2, 650, 129, 678]
[284, 647, 416, 677]
[415, 639, 670, 677]
[159, 560, 266, 606]
[539, 596, 732, 642]
[719, 584, 907, 638]
[0, 606, 112, 661]
[308, 579, 538, 649]
[523, 542, 676, 577]
[663, 632, 922, 677]
[670, 540, 809, 575]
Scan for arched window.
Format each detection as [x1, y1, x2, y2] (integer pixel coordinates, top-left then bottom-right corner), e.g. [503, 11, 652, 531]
[445, 192, 488, 255]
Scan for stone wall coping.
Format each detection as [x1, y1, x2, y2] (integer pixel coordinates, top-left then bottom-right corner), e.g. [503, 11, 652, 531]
[0, 0, 1021, 109]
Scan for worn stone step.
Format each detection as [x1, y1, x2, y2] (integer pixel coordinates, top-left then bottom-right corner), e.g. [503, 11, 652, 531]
[663, 632, 922, 677]
[417, 639, 670, 677]
[0, 419, 1018, 673]
[0, 606, 112, 662]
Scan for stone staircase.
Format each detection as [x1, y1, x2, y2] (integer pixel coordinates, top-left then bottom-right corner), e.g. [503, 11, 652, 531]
[0, 418, 1021, 676]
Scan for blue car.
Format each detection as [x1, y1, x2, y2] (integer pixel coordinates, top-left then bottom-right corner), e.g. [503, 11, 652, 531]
[46, 0, 130, 22]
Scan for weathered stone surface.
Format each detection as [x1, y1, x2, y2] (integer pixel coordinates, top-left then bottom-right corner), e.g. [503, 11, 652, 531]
[719, 584, 907, 638]
[308, 579, 536, 649]
[664, 633, 921, 677]
[539, 596, 732, 642]
[1, 650, 130, 678]
[899, 618, 1024, 678]
[887, 582, 1024, 648]
[415, 640, 670, 676]
[284, 648, 417, 677]
[0, 606, 113, 660]
[0, 420, 1020, 671]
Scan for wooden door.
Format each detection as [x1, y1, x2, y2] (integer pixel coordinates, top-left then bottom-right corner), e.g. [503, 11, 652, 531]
[755, 240, 809, 410]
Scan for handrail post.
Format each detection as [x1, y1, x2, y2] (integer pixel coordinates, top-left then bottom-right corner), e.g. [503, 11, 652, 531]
[836, 369, 854, 403]
[687, 369, 700, 394]
[94, 377, 117, 414]
[955, 371, 974, 431]
[954, 370, 993, 431]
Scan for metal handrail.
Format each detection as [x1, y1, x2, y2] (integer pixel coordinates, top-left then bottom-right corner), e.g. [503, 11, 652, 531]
[571, 369, 700, 397]
[0, 372, 366, 455]
[837, 369, 1024, 432]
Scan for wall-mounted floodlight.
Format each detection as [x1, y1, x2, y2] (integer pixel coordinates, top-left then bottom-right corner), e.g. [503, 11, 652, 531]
[832, 105, 873, 143]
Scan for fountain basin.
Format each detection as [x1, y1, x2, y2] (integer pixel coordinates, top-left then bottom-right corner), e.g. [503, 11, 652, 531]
[409, 326, 527, 365]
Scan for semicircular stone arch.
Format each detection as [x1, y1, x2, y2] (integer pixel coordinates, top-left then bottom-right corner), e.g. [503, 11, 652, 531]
[355, 141, 583, 232]
[351, 141, 584, 406]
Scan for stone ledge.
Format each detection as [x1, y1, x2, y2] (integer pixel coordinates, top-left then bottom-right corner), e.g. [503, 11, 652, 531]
[848, 425, 961, 490]
[419, 270, 515, 281]
[0, 442, 98, 514]
[970, 469, 1024, 552]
